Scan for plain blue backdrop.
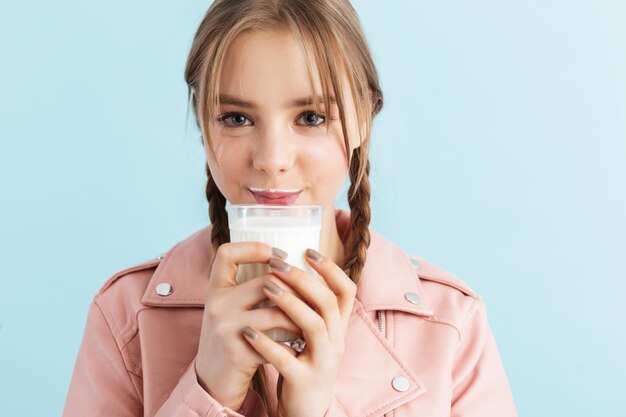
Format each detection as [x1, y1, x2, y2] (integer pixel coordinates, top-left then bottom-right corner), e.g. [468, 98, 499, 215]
[1, 0, 625, 415]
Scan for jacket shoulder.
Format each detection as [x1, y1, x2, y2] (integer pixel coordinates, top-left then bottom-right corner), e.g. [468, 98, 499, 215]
[91, 254, 165, 341]
[96, 254, 164, 296]
[408, 255, 482, 301]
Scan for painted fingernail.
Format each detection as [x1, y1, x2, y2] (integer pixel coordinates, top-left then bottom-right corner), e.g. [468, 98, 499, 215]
[272, 247, 288, 260]
[269, 257, 291, 273]
[242, 326, 258, 340]
[264, 279, 284, 296]
[305, 248, 323, 261]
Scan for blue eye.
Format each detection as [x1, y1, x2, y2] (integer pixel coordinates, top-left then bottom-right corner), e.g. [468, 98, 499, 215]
[216, 111, 327, 128]
[299, 111, 326, 127]
[217, 112, 251, 127]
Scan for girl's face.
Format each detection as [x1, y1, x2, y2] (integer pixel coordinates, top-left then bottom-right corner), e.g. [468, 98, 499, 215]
[204, 27, 363, 208]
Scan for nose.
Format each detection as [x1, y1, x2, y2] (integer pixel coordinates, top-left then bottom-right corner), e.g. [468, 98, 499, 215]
[252, 125, 295, 175]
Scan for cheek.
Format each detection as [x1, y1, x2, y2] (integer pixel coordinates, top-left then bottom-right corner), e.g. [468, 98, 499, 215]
[302, 139, 349, 200]
[204, 139, 246, 190]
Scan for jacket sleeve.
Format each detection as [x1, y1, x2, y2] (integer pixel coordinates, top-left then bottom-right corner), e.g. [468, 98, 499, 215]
[154, 356, 267, 417]
[63, 300, 143, 416]
[63, 300, 266, 417]
[450, 299, 518, 417]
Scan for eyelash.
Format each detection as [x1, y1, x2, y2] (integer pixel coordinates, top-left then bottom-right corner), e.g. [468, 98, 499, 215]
[216, 111, 329, 129]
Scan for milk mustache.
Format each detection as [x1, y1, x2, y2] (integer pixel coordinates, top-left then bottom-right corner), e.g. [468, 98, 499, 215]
[227, 204, 322, 342]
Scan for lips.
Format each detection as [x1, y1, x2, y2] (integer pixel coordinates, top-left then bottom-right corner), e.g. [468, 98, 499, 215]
[249, 188, 303, 205]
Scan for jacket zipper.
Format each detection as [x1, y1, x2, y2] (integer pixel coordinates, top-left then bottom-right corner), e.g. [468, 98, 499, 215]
[377, 310, 386, 336]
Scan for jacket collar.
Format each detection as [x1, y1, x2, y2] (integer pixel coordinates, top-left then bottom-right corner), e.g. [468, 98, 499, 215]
[142, 209, 433, 317]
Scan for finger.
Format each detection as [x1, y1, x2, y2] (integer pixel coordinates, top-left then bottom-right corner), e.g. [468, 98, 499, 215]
[303, 249, 357, 341]
[219, 273, 293, 310]
[240, 306, 303, 337]
[304, 249, 357, 321]
[267, 258, 342, 344]
[262, 276, 330, 352]
[242, 325, 301, 380]
[207, 242, 288, 290]
[240, 329, 298, 366]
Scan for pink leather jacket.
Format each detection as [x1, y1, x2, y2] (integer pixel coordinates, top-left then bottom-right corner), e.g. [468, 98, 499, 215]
[63, 209, 517, 417]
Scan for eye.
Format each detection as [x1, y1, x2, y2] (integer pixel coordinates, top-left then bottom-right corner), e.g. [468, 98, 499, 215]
[298, 111, 326, 127]
[216, 112, 252, 128]
[216, 111, 328, 129]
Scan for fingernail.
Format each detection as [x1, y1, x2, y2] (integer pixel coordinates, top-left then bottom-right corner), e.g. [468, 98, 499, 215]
[305, 248, 323, 261]
[269, 257, 291, 273]
[264, 279, 284, 296]
[242, 326, 258, 340]
[272, 247, 288, 260]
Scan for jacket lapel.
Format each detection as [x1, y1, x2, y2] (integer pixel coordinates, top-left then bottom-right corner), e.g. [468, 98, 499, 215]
[333, 210, 434, 415]
[141, 225, 212, 307]
[335, 299, 427, 416]
[141, 209, 434, 416]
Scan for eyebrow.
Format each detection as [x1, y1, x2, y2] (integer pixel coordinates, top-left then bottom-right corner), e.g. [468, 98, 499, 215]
[218, 94, 337, 109]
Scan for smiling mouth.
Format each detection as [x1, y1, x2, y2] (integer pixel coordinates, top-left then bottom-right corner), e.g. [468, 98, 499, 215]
[248, 187, 303, 205]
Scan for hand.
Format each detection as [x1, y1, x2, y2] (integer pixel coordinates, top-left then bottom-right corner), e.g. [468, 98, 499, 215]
[195, 242, 302, 411]
[241, 248, 358, 417]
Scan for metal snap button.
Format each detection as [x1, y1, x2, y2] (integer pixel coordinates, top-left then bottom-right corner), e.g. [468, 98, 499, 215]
[391, 376, 410, 392]
[410, 258, 421, 269]
[404, 292, 421, 304]
[156, 282, 173, 296]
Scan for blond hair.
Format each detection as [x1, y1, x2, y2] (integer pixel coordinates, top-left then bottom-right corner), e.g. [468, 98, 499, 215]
[183, 0, 383, 413]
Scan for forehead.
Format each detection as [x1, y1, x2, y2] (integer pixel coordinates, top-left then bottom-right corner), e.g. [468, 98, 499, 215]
[219, 27, 342, 105]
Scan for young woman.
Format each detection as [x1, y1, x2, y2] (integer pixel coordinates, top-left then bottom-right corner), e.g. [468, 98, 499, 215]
[64, 1, 517, 416]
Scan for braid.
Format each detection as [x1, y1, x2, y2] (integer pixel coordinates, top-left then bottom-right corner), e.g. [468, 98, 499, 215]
[343, 148, 372, 285]
[205, 162, 230, 250]
[204, 162, 271, 415]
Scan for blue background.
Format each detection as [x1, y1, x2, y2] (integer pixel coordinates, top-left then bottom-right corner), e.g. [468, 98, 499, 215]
[1, 0, 624, 415]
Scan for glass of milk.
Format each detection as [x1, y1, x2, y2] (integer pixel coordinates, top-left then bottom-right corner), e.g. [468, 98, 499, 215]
[226, 204, 323, 342]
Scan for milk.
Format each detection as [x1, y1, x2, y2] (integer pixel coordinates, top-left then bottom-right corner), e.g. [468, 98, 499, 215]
[227, 207, 322, 342]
